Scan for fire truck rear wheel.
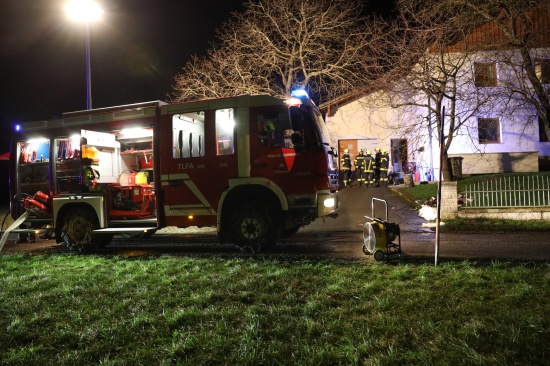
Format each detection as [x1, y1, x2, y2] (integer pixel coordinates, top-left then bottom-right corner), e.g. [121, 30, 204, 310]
[62, 208, 112, 252]
[232, 202, 277, 252]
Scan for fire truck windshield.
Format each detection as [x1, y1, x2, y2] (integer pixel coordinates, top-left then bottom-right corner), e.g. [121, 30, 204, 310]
[289, 105, 333, 148]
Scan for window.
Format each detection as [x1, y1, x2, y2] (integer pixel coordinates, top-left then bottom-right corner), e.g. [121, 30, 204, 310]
[172, 111, 205, 158]
[390, 139, 408, 170]
[257, 109, 293, 148]
[216, 108, 234, 156]
[536, 59, 550, 84]
[478, 118, 501, 143]
[474, 62, 497, 87]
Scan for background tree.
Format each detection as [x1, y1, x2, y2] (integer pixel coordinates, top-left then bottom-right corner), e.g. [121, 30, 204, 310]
[455, 0, 550, 137]
[171, 0, 376, 104]
[373, 0, 493, 181]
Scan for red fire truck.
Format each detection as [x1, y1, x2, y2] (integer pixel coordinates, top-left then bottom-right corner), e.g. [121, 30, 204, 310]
[8, 92, 339, 251]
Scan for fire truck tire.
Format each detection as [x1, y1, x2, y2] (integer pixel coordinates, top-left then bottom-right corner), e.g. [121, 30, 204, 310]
[232, 201, 278, 252]
[61, 208, 112, 252]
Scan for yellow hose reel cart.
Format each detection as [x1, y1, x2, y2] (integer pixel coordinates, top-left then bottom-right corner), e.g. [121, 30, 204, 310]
[363, 198, 401, 261]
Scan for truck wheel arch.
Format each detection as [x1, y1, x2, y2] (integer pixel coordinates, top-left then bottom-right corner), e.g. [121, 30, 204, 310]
[54, 202, 111, 251]
[217, 181, 287, 245]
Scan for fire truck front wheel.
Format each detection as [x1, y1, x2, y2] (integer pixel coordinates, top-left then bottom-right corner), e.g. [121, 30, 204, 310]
[232, 201, 279, 252]
[61, 208, 112, 252]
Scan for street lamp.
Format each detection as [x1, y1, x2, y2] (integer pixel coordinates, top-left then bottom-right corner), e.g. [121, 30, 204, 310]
[65, 0, 103, 110]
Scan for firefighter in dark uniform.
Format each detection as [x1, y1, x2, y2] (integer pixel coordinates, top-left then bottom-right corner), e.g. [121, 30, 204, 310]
[354, 149, 366, 186]
[340, 149, 352, 187]
[379, 149, 389, 186]
[374, 147, 382, 186]
[364, 150, 375, 187]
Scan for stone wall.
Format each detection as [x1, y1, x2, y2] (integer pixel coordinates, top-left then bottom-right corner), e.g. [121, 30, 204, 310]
[441, 182, 458, 220]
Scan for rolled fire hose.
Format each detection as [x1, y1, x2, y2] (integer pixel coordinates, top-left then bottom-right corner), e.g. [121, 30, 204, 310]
[0, 211, 31, 252]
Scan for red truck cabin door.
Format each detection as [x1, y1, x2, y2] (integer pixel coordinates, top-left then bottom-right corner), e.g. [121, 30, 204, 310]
[158, 105, 238, 228]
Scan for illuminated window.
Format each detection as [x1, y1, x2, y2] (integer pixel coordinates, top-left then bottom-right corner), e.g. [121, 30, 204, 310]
[172, 112, 205, 158]
[216, 108, 234, 156]
[536, 59, 550, 84]
[478, 118, 501, 143]
[474, 62, 497, 87]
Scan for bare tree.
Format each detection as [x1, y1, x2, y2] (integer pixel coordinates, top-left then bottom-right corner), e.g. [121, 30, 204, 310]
[171, 0, 374, 104]
[456, 0, 550, 135]
[374, 0, 494, 180]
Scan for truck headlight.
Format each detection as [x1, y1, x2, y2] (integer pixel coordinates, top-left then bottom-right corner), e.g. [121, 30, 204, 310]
[323, 197, 335, 208]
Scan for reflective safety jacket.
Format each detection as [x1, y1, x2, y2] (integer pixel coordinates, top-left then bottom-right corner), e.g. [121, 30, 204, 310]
[354, 153, 366, 169]
[364, 155, 375, 172]
[341, 153, 352, 170]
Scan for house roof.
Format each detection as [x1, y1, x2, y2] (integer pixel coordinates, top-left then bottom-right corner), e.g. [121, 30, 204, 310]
[445, 7, 550, 52]
[321, 5, 550, 112]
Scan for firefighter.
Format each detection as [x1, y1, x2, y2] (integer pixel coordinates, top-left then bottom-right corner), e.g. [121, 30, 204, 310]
[259, 119, 276, 146]
[374, 147, 382, 186]
[379, 149, 390, 186]
[340, 149, 352, 187]
[354, 149, 366, 186]
[364, 150, 375, 187]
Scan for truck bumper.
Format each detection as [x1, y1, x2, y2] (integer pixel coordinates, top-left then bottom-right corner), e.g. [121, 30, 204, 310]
[317, 189, 340, 217]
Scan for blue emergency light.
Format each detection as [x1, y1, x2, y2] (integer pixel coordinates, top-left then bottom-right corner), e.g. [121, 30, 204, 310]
[291, 90, 309, 98]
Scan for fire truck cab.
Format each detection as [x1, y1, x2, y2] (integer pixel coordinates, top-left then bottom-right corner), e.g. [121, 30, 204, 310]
[9, 92, 339, 251]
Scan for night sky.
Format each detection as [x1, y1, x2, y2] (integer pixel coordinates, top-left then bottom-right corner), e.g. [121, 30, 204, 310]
[0, 0, 247, 150]
[0, 0, 392, 169]
[0, 0, 394, 134]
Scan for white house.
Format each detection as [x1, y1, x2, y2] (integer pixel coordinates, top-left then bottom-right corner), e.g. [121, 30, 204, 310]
[321, 8, 550, 182]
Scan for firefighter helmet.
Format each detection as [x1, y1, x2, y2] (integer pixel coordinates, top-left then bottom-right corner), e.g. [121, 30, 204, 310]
[359, 149, 363, 153]
[344, 149, 349, 154]
[375, 147, 380, 152]
[366, 150, 371, 155]
[383, 150, 388, 154]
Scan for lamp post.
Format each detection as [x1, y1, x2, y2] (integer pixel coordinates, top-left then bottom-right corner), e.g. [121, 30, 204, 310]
[65, 0, 103, 110]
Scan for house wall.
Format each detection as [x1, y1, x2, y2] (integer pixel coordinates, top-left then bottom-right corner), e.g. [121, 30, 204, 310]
[449, 152, 539, 174]
[325, 48, 549, 177]
[326, 92, 437, 180]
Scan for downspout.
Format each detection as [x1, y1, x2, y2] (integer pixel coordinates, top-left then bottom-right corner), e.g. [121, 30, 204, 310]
[428, 95, 434, 181]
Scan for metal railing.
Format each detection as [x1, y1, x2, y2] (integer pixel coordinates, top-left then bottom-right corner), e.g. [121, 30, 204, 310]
[461, 175, 550, 208]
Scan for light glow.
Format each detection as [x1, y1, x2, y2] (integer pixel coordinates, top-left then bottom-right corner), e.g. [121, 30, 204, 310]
[323, 198, 335, 208]
[285, 97, 303, 106]
[291, 89, 309, 98]
[119, 128, 153, 139]
[27, 138, 50, 144]
[216, 109, 235, 133]
[65, 0, 103, 22]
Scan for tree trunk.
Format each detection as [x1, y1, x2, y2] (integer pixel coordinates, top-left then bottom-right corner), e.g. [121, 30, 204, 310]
[441, 150, 453, 181]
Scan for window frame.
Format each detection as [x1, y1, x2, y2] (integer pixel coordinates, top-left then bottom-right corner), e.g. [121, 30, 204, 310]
[535, 59, 550, 84]
[477, 118, 501, 144]
[474, 62, 498, 87]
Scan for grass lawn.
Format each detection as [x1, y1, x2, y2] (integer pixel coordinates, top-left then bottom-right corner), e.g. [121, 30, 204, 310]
[1, 254, 549, 365]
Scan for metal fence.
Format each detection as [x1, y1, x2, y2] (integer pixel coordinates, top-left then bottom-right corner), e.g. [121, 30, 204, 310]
[461, 175, 550, 208]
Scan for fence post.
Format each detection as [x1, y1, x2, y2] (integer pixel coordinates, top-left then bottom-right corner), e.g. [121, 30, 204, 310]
[440, 181, 458, 219]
